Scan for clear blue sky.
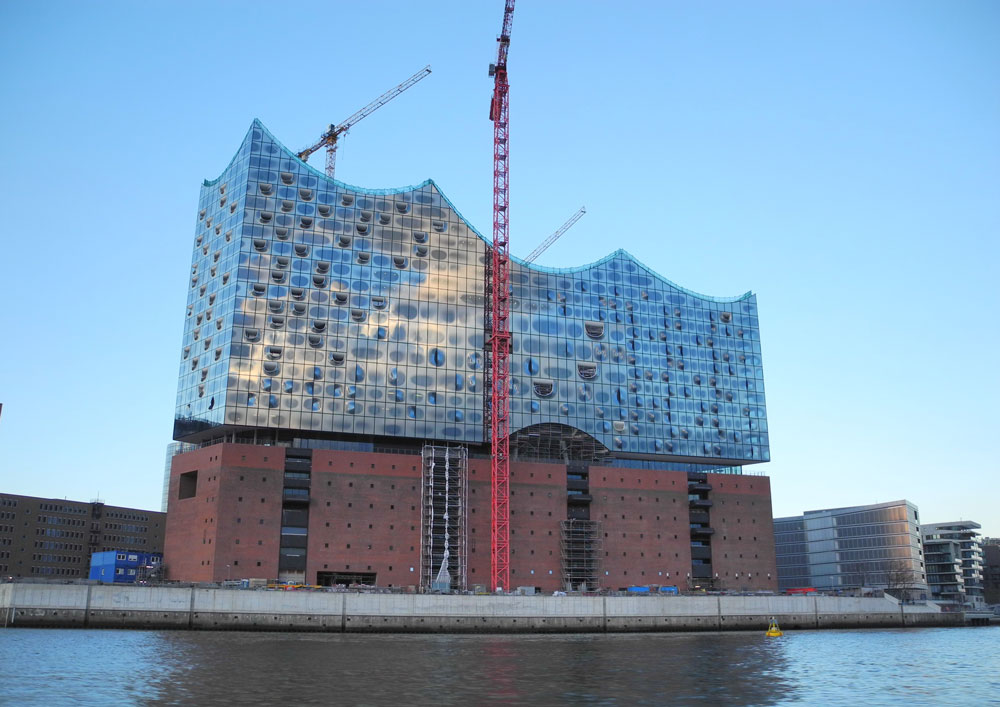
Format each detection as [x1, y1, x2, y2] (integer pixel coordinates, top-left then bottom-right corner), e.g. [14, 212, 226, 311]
[0, 1, 997, 535]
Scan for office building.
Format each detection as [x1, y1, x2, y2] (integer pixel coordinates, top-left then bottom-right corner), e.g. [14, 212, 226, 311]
[922, 521, 984, 607]
[0, 493, 165, 579]
[774, 500, 928, 597]
[982, 541, 1000, 605]
[164, 120, 776, 591]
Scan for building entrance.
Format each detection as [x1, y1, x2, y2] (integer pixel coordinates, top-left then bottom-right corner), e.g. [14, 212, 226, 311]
[316, 571, 377, 587]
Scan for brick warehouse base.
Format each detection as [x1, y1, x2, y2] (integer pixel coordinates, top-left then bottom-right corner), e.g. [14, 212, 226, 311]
[164, 443, 778, 591]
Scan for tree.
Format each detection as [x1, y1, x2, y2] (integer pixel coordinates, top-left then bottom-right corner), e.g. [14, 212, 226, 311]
[885, 559, 918, 602]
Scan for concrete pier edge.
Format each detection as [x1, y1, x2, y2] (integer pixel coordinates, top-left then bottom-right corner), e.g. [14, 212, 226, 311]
[0, 583, 965, 633]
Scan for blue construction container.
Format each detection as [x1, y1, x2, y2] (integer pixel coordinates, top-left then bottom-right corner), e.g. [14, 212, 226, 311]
[88, 551, 162, 583]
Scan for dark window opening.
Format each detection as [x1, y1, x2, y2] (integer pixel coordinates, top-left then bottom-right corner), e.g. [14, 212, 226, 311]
[178, 471, 198, 500]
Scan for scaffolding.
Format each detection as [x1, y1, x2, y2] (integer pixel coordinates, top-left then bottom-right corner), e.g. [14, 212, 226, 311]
[420, 444, 468, 592]
[559, 520, 602, 591]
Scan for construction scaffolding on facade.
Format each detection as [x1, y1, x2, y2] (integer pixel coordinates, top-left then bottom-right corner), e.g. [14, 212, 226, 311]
[420, 444, 468, 592]
[559, 519, 602, 591]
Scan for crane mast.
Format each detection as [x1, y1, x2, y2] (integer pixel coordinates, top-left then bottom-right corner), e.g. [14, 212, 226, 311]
[297, 65, 431, 181]
[524, 207, 586, 264]
[486, 0, 515, 593]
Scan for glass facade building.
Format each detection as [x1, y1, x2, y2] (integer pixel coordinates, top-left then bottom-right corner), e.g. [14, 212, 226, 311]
[174, 120, 769, 467]
[774, 500, 928, 596]
[164, 120, 778, 590]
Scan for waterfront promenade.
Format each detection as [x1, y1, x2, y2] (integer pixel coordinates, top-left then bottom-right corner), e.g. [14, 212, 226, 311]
[0, 582, 960, 633]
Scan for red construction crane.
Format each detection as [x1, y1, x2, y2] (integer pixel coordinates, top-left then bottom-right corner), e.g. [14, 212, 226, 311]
[297, 65, 432, 181]
[524, 207, 587, 264]
[486, 0, 515, 593]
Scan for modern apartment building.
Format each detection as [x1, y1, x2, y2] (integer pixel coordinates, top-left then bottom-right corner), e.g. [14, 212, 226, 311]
[164, 120, 776, 592]
[774, 500, 928, 597]
[921, 521, 985, 607]
[0, 494, 165, 579]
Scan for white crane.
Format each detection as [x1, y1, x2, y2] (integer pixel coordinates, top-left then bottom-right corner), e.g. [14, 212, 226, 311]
[298, 65, 432, 181]
[523, 207, 586, 263]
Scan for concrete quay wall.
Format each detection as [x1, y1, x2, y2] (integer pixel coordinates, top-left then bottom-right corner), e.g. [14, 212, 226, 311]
[0, 584, 962, 633]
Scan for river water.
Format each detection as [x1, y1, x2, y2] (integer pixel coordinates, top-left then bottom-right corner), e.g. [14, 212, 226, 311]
[0, 626, 996, 705]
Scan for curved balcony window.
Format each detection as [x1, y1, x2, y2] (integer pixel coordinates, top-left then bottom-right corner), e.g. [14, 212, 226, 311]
[585, 322, 604, 339]
[532, 380, 554, 398]
[577, 363, 598, 380]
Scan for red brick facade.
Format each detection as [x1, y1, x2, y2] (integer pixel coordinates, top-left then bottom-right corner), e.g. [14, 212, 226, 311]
[590, 466, 693, 589]
[704, 473, 778, 591]
[164, 443, 778, 592]
[164, 444, 285, 583]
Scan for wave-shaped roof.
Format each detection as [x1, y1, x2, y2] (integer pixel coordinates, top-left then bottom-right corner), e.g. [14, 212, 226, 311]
[210, 119, 753, 304]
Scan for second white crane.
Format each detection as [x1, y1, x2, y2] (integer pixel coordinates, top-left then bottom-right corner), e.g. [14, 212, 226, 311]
[523, 207, 586, 264]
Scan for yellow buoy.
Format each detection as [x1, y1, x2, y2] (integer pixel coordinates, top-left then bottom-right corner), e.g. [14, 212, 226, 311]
[765, 618, 783, 637]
